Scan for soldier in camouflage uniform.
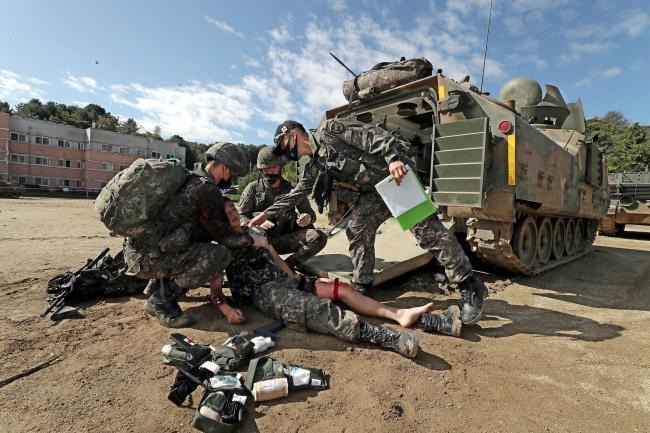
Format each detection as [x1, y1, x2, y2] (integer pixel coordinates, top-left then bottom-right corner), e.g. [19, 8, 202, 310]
[238, 147, 327, 268]
[248, 119, 486, 326]
[124, 143, 269, 328]
[211, 200, 464, 358]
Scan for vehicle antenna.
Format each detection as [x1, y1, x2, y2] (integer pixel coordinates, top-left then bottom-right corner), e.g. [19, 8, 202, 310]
[479, 0, 494, 93]
[329, 52, 359, 77]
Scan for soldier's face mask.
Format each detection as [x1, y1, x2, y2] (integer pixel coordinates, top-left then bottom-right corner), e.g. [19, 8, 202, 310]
[283, 133, 300, 161]
[262, 166, 282, 184]
[217, 165, 232, 189]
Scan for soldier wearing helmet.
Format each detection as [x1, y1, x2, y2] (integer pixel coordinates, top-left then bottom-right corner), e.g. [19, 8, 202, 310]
[238, 146, 327, 268]
[126, 142, 269, 328]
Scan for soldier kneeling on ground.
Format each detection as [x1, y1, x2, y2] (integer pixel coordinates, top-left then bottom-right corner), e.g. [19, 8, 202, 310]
[209, 198, 463, 359]
[238, 146, 327, 268]
[123, 143, 268, 328]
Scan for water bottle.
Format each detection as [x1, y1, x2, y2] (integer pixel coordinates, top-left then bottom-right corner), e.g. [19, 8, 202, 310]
[161, 344, 192, 362]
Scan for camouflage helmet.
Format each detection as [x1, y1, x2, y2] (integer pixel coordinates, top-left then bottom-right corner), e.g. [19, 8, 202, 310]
[257, 146, 287, 169]
[204, 142, 247, 177]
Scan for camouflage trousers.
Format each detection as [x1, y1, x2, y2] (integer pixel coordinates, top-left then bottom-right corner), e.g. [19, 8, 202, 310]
[268, 226, 327, 266]
[252, 275, 360, 342]
[124, 241, 232, 289]
[346, 192, 472, 285]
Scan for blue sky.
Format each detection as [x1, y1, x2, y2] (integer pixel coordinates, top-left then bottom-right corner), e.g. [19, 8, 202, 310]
[1, 0, 648, 144]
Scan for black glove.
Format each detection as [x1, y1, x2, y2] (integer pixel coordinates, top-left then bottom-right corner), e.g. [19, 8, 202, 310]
[312, 170, 334, 214]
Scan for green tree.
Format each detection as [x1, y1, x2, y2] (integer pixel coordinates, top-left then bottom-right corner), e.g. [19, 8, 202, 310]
[96, 114, 119, 131]
[588, 111, 650, 172]
[146, 125, 163, 140]
[0, 100, 11, 114]
[118, 118, 139, 134]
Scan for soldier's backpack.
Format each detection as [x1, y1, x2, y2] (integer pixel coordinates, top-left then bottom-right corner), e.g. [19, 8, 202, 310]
[342, 57, 433, 101]
[94, 158, 188, 238]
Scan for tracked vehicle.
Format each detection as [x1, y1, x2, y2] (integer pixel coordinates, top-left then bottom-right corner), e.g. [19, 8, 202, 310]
[322, 68, 609, 276]
[600, 172, 650, 235]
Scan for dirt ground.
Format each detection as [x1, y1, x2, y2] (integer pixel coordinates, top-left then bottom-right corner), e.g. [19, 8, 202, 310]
[0, 197, 648, 433]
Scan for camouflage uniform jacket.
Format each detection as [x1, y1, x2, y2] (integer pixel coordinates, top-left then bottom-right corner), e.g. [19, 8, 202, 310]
[126, 168, 254, 256]
[264, 118, 411, 218]
[238, 177, 316, 236]
[225, 230, 282, 304]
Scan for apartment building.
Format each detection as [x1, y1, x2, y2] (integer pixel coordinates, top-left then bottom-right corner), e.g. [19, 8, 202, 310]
[0, 112, 185, 191]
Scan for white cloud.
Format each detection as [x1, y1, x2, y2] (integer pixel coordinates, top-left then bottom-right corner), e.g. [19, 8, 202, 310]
[559, 42, 618, 64]
[327, 0, 347, 11]
[71, 100, 90, 107]
[64, 73, 99, 93]
[242, 54, 262, 68]
[110, 75, 294, 143]
[269, 24, 291, 43]
[602, 67, 621, 78]
[566, 9, 649, 39]
[256, 128, 271, 140]
[204, 15, 244, 39]
[0, 69, 47, 102]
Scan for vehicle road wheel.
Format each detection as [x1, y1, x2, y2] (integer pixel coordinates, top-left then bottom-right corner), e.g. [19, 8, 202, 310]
[513, 216, 538, 267]
[551, 218, 565, 259]
[537, 218, 553, 264]
[565, 219, 576, 256]
[575, 219, 586, 252]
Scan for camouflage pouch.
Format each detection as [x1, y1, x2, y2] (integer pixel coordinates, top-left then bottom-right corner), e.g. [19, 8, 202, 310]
[244, 356, 328, 392]
[191, 388, 246, 433]
[158, 223, 192, 253]
[212, 336, 255, 371]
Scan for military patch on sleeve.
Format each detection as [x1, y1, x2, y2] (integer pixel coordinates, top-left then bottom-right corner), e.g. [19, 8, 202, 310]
[328, 120, 345, 134]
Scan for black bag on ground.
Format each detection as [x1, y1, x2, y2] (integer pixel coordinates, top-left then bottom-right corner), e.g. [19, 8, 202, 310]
[342, 57, 433, 101]
[191, 386, 246, 433]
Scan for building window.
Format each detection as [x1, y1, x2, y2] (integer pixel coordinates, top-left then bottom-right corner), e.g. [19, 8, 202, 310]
[151, 151, 161, 158]
[166, 154, 175, 159]
[119, 147, 130, 154]
[34, 177, 49, 186]
[10, 132, 27, 142]
[57, 139, 72, 149]
[76, 161, 84, 169]
[10, 175, 28, 184]
[98, 181, 107, 188]
[35, 156, 49, 166]
[102, 144, 112, 153]
[59, 179, 70, 187]
[0, 174, 5, 181]
[58, 159, 71, 168]
[77, 142, 85, 150]
[10, 154, 28, 164]
[75, 180, 83, 188]
[101, 162, 113, 171]
[35, 136, 50, 145]
[119, 164, 128, 171]
[135, 149, 143, 156]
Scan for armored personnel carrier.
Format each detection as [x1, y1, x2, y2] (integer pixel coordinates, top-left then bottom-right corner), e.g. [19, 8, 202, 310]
[321, 63, 609, 276]
[599, 172, 650, 235]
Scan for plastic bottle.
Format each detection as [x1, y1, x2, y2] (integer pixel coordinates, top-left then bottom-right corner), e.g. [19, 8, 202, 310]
[252, 378, 289, 401]
[161, 344, 191, 362]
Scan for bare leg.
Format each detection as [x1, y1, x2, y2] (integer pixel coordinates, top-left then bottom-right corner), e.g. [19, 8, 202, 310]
[314, 278, 434, 328]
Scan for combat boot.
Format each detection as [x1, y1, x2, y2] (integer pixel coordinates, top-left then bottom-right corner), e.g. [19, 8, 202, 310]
[413, 305, 462, 337]
[143, 280, 194, 328]
[459, 276, 486, 326]
[358, 322, 419, 358]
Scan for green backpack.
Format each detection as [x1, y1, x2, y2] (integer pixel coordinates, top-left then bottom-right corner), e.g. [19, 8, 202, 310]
[94, 158, 188, 238]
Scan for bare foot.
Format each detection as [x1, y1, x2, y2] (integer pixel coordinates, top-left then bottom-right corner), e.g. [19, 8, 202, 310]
[395, 302, 435, 328]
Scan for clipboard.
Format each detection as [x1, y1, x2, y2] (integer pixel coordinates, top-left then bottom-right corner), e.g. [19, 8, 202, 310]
[375, 168, 437, 230]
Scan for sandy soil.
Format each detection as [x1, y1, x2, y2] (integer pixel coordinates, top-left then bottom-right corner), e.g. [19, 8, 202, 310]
[0, 197, 648, 433]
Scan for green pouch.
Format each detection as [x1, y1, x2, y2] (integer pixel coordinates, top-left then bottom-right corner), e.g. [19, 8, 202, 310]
[243, 356, 286, 392]
[212, 336, 255, 372]
[191, 389, 246, 433]
[244, 357, 329, 392]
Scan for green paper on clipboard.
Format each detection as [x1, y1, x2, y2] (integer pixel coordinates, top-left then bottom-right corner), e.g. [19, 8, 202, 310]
[375, 169, 437, 230]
